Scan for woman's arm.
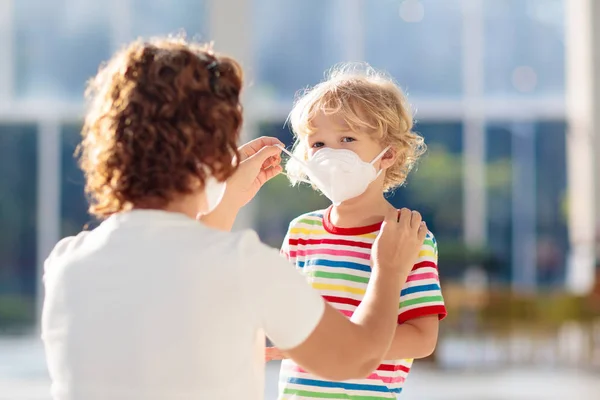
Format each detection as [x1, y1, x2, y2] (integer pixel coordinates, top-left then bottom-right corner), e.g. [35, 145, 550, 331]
[266, 317, 439, 362]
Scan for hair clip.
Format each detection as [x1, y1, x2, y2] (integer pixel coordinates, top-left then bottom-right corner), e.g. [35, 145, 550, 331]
[206, 60, 221, 95]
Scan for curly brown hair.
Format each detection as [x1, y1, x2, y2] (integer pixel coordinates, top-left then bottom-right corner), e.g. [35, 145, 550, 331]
[78, 37, 243, 219]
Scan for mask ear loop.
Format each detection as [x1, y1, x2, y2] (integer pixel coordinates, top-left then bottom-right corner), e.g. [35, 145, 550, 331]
[276, 144, 313, 185]
[371, 146, 392, 177]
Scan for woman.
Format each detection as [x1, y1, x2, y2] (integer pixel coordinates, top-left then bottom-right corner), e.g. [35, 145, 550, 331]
[41, 37, 427, 400]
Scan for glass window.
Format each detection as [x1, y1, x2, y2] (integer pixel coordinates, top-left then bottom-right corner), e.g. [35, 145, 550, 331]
[0, 124, 38, 329]
[534, 121, 567, 285]
[129, 0, 207, 40]
[485, 124, 513, 283]
[393, 121, 464, 279]
[485, 120, 568, 286]
[60, 124, 92, 238]
[14, 0, 207, 101]
[364, 0, 463, 96]
[14, 0, 112, 100]
[484, 0, 565, 96]
[254, 0, 349, 101]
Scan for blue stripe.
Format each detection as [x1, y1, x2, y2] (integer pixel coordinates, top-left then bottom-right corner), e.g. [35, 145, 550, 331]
[401, 283, 441, 296]
[286, 377, 391, 393]
[297, 259, 371, 273]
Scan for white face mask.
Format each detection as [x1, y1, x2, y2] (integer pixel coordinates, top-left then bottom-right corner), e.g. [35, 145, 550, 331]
[203, 175, 227, 214]
[279, 145, 390, 206]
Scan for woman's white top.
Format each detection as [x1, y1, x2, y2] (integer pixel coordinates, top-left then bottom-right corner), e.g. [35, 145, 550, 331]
[41, 210, 325, 400]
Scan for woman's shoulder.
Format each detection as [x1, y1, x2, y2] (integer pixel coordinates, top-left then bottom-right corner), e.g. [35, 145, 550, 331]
[47, 232, 90, 261]
[44, 231, 92, 274]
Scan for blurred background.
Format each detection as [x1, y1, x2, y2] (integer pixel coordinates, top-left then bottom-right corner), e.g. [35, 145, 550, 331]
[2, 0, 600, 399]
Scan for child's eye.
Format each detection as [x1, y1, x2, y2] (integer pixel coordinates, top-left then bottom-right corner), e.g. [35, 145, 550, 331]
[311, 142, 325, 148]
[341, 137, 356, 143]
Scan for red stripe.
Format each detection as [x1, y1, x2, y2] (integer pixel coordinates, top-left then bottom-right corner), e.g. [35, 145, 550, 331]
[323, 206, 383, 236]
[412, 260, 437, 271]
[288, 238, 372, 249]
[322, 295, 361, 307]
[377, 363, 411, 373]
[366, 372, 406, 384]
[398, 305, 448, 324]
[290, 363, 410, 380]
[290, 365, 308, 373]
[338, 309, 353, 317]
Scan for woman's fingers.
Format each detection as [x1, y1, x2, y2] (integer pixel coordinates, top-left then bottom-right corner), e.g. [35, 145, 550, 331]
[239, 136, 284, 161]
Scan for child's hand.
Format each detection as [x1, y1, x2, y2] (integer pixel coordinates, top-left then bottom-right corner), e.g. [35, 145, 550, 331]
[265, 347, 286, 361]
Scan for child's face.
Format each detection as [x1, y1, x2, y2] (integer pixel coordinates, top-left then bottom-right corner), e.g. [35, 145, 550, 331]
[304, 112, 394, 170]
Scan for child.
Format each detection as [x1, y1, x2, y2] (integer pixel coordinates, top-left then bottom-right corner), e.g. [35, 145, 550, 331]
[268, 64, 447, 399]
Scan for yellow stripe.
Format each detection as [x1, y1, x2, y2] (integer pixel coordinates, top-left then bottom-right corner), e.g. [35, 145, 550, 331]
[289, 227, 377, 239]
[418, 249, 435, 258]
[311, 282, 366, 295]
[290, 228, 327, 235]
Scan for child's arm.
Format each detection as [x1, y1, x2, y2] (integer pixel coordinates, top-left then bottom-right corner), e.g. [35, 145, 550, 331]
[386, 231, 446, 360]
[265, 346, 286, 361]
[385, 316, 439, 359]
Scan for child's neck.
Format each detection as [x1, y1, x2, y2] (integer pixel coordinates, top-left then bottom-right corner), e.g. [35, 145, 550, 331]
[329, 189, 395, 229]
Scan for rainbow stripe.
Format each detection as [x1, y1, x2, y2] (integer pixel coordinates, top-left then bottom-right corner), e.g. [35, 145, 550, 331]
[278, 209, 446, 399]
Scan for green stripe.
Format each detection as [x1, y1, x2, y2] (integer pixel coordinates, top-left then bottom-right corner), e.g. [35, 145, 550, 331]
[307, 271, 369, 284]
[423, 239, 435, 247]
[283, 389, 391, 400]
[399, 295, 444, 308]
[298, 218, 323, 226]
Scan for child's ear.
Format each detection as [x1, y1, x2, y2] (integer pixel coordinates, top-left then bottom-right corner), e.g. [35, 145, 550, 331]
[380, 147, 397, 170]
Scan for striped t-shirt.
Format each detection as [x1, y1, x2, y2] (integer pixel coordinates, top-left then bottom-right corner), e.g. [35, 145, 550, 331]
[277, 208, 447, 399]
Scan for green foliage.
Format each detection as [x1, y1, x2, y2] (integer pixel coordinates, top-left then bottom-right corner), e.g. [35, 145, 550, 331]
[436, 239, 497, 278]
[0, 295, 35, 330]
[406, 143, 512, 233]
[402, 144, 511, 277]
[257, 174, 329, 218]
[254, 174, 330, 247]
[451, 289, 600, 330]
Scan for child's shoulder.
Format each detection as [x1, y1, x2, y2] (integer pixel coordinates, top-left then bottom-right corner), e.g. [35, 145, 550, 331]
[287, 209, 327, 230]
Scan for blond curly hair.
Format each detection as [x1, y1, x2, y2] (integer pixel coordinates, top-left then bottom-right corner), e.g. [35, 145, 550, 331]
[286, 63, 425, 192]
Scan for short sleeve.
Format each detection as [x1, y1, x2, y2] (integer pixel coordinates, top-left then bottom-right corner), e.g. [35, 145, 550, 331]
[239, 230, 325, 350]
[398, 232, 447, 324]
[279, 221, 298, 266]
[280, 231, 292, 261]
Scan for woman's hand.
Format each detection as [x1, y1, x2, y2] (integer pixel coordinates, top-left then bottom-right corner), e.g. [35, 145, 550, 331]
[198, 136, 283, 231]
[226, 136, 284, 209]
